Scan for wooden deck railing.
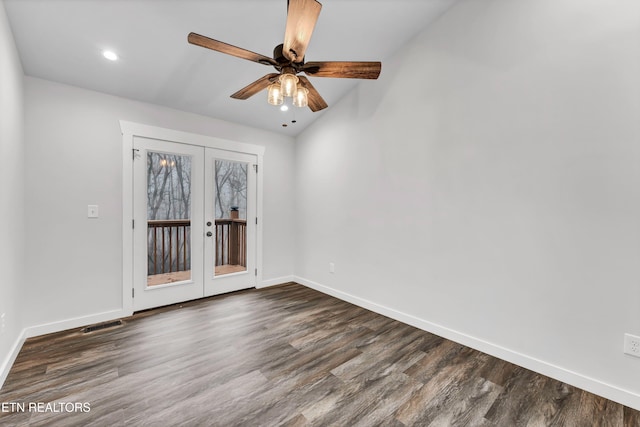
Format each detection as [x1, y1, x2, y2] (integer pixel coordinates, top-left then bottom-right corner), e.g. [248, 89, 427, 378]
[147, 219, 190, 275]
[147, 218, 246, 275]
[214, 219, 247, 268]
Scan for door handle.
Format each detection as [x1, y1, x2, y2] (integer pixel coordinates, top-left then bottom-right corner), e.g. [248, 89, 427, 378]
[206, 231, 213, 237]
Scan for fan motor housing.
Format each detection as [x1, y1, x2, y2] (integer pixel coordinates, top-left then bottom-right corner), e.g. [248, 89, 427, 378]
[273, 44, 304, 68]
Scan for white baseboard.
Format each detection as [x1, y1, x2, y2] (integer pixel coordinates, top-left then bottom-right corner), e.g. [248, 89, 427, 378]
[258, 275, 295, 289]
[0, 329, 27, 390]
[294, 275, 640, 411]
[24, 309, 130, 339]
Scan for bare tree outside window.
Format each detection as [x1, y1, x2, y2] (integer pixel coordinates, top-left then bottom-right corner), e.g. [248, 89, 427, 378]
[214, 160, 247, 219]
[145, 154, 249, 283]
[213, 160, 248, 274]
[146, 152, 192, 277]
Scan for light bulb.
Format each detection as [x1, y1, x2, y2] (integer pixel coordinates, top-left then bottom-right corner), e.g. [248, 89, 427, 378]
[293, 87, 309, 108]
[267, 83, 284, 106]
[279, 73, 299, 98]
[102, 50, 118, 61]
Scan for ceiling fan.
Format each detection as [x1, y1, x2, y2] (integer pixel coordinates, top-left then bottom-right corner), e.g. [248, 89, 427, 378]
[187, 0, 382, 112]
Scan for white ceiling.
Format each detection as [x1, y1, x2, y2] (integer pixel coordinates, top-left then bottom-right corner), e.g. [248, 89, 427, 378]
[4, 0, 457, 136]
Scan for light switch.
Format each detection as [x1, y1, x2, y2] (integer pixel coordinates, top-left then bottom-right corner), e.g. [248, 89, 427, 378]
[88, 205, 99, 218]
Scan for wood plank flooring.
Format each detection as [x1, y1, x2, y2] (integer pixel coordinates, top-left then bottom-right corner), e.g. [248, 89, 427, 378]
[1, 283, 639, 426]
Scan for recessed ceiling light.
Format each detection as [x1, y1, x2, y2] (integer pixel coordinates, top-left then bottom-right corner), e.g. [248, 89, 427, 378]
[280, 105, 289, 112]
[102, 50, 118, 61]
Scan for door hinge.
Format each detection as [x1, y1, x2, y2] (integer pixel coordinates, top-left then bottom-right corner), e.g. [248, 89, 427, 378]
[255, 268, 258, 276]
[253, 164, 258, 173]
[132, 288, 135, 298]
[132, 148, 139, 160]
[255, 217, 258, 225]
[132, 219, 135, 229]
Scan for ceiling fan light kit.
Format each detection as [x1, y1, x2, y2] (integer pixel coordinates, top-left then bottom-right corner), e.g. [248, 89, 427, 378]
[267, 83, 284, 106]
[293, 87, 309, 108]
[279, 71, 299, 98]
[187, 0, 381, 114]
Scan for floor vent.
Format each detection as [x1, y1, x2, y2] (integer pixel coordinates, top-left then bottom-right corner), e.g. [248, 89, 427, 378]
[82, 320, 123, 333]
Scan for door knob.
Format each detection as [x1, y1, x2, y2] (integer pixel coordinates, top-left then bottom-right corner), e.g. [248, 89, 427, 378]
[206, 231, 213, 237]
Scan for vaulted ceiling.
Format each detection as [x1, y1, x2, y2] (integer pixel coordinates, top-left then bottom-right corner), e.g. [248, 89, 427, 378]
[4, 0, 457, 135]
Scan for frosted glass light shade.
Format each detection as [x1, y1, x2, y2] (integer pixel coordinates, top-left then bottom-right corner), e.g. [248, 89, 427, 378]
[267, 83, 284, 105]
[279, 73, 299, 98]
[293, 87, 309, 108]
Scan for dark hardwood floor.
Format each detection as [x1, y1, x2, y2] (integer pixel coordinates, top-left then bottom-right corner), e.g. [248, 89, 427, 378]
[1, 283, 639, 426]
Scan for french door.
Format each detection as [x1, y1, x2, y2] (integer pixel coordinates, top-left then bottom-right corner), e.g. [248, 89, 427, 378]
[133, 137, 257, 311]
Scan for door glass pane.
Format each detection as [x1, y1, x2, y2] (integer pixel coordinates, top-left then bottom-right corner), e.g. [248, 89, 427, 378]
[214, 160, 247, 276]
[147, 152, 192, 286]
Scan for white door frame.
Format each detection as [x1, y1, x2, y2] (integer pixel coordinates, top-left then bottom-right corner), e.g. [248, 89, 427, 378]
[121, 121, 265, 315]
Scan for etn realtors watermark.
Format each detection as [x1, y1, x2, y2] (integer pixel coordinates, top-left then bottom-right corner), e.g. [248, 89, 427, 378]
[1, 401, 91, 413]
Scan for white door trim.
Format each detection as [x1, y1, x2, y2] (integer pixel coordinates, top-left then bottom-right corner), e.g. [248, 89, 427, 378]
[121, 121, 265, 315]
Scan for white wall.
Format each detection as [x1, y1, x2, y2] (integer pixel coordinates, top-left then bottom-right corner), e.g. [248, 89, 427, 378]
[294, 0, 640, 409]
[23, 76, 295, 329]
[0, 0, 24, 385]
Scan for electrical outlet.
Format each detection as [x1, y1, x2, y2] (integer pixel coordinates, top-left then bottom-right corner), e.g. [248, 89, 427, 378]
[624, 333, 640, 358]
[87, 205, 99, 218]
[329, 262, 335, 274]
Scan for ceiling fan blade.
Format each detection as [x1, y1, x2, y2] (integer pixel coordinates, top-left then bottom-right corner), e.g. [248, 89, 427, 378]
[283, 0, 322, 63]
[231, 74, 280, 100]
[188, 32, 277, 66]
[302, 61, 382, 79]
[298, 76, 328, 112]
